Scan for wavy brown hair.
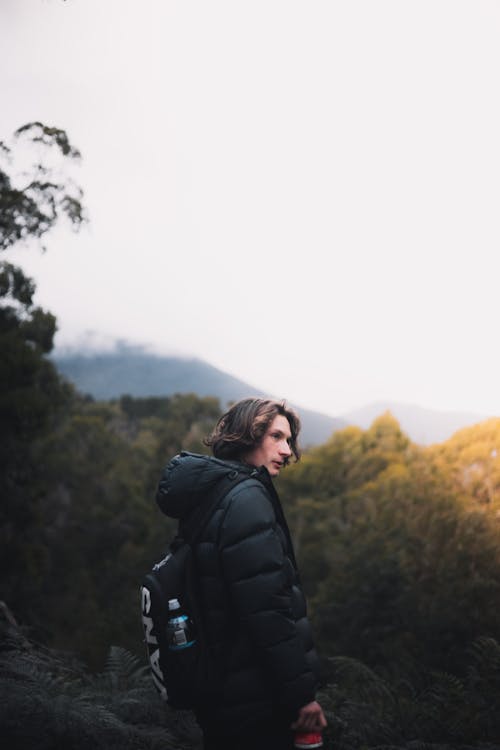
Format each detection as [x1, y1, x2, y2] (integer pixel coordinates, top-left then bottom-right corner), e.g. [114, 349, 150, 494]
[204, 397, 301, 464]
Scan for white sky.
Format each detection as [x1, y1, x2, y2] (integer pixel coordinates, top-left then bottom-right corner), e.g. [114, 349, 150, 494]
[2, 0, 500, 418]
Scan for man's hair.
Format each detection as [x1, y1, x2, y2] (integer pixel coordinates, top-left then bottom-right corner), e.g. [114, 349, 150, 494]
[204, 397, 301, 464]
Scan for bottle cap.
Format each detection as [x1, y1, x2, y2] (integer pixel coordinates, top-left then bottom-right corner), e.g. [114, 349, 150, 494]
[168, 598, 180, 610]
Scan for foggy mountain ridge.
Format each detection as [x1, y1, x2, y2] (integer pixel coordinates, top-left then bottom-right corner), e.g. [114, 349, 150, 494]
[52, 347, 489, 446]
[52, 347, 346, 447]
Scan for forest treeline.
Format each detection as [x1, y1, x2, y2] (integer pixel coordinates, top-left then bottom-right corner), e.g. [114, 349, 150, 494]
[2, 124, 500, 748]
[4, 382, 500, 680]
[3, 385, 500, 750]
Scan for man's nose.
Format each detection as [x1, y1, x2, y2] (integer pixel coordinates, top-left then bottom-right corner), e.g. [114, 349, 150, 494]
[280, 441, 292, 456]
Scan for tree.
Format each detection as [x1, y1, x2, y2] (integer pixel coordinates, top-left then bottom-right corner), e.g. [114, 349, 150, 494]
[0, 121, 85, 252]
[0, 122, 86, 623]
[279, 415, 500, 680]
[0, 120, 85, 438]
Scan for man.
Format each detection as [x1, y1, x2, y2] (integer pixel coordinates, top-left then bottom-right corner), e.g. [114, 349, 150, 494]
[156, 397, 326, 750]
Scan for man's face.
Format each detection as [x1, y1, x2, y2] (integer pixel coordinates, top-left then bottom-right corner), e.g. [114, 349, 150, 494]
[244, 414, 293, 477]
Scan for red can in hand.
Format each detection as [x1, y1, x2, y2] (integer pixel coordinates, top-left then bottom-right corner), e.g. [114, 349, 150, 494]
[293, 731, 323, 749]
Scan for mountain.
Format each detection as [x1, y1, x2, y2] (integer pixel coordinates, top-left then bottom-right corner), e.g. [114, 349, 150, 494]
[52, 347, 490, 447]
[52, 346, 346, 447]
[342, 401, 489, 445]
[54, 346, 263, 403]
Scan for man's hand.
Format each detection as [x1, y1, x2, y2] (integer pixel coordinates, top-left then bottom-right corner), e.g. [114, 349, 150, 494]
[291, 700, 327, 732]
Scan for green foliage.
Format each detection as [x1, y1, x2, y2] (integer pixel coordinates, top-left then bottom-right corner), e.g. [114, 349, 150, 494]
[428, 419, 500, 509]
[317, 639, 500, 749]
[0, 121, 86, 251]
[0, 123, 86, 655]
[279, 414, 500, 682]
[3, 621, 499, 750]
[2, 387, 225, 667]
[0, 120, 84, 451]
[0, 626, 200, 750]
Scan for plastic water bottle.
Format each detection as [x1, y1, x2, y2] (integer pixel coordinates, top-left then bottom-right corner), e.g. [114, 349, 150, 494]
[293, 731, 323, 749]
[166, 598, 196, 650]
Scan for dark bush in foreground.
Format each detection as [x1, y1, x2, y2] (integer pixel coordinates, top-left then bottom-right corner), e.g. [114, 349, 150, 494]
[1, 618, 499, 750]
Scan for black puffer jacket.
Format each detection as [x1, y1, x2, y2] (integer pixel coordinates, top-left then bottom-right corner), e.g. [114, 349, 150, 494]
[156, 451, 320, 734]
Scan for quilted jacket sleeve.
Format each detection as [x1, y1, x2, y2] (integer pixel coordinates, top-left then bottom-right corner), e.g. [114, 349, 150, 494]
[218, 479, 318, 718]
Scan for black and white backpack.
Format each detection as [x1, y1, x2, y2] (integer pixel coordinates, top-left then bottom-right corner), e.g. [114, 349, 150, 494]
[140, 469, 246, 709]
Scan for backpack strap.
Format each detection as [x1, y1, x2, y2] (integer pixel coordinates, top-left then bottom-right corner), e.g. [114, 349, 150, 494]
[180, 468, 249, 545]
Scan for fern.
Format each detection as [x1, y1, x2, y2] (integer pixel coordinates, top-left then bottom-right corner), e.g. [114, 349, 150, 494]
[104, 645, 150, 687]
[319, 659, 402, 750]
[467, 636, 500, 686]
[0, 638, 194, 750]
[2, 626, 499, 750]
[328, 655, 395, 708]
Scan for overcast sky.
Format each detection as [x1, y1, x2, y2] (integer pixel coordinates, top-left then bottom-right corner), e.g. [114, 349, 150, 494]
[2, 0, 500, 418]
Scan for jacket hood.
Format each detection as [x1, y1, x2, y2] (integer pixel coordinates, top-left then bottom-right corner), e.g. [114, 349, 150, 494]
[156, 451, 261, 520]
